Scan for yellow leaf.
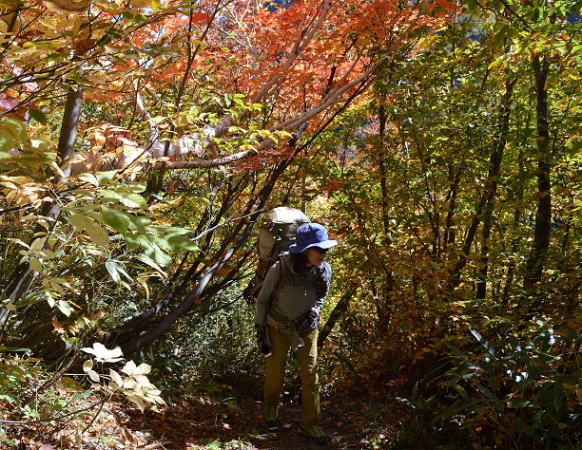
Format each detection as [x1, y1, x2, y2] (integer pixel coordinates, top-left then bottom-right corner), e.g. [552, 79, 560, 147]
[85, 220, 109, 246]
[44, 0, 91, 12]
[29, 257, 43, 272]
[72, 16, 83, 35]
[83, 359, 93, 372]
[109, 369, 123, 388]
[488, 59, 503, 71]
[87, 369, 100, 383]
[94, 130, 106, 147]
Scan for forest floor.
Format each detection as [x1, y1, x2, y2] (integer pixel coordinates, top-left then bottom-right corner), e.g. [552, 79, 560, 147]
[8, 388, 402, 449]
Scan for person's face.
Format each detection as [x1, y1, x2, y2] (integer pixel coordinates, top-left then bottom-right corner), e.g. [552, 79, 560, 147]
[304, 247, 328, 267]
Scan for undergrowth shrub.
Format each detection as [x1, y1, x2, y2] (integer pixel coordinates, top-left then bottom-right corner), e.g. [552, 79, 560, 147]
[150, 289, 264, 397]
[148, 285, 347, 401]
[395, 322, 582, 450]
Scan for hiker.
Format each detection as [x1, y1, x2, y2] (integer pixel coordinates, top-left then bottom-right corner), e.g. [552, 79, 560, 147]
[255, 222, 337, 446]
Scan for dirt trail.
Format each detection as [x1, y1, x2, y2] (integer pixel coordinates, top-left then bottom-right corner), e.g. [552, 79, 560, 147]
[122, 396, 377, 449]
[8, 389, 398, 448]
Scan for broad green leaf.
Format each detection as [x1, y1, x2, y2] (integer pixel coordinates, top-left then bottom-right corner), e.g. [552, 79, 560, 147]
[29, 257, 43, 272]
[57, 300, 73, 317]
[29, 238, 45, 253]
[58, 376, 83, 392]
[95, 171, 118, 184]
[79, 173, 99, 186]
[101, 189, 146, 208]
[153, 247, 172, 266]
[68, 212, 88, 231]
[101, 207, 130, 233]
[28, 108, 47, 124]
[85, 220, 109, 246]
[46, 292, 55, 308]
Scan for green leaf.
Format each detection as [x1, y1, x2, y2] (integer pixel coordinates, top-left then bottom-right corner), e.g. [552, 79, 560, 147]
[85, 219, 109, 246]
[58, 376, 83, 392]
[167, 233, 199, 252]
[68, 212, 89, 231]
[453, 384, 469, 399]
[128, 215, 152, 232]
[46, 291, 55, 308]
[28, 108, 47, 124]
[136, 255, 166, 276]
[0, 433, 18, 447]
[95, 170, 117, 184]
[101, 189, 146, 209]
[29, 257, 43, 272]
[0, 117, 27, 151]
[152, 246, 171, 266]
[105, 261, 121, 282]
[115, 264, 132, 282]
[79, 173, 99, 186]
[101, 207, 130, 233]
[57, 300, 73, 317]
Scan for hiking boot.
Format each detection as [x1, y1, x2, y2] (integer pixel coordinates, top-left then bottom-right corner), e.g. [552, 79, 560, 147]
[264, 404, 278, 426]
[300, 424, 328, 446]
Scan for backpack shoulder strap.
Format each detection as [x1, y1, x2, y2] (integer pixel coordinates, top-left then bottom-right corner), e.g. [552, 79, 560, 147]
[273, 254, 287, 292]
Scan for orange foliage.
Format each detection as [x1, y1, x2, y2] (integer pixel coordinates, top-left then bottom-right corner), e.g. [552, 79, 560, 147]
[0, 0, 457, 168]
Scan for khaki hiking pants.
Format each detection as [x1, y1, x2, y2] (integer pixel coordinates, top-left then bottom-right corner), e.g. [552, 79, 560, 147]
[263, 322, 320, 427]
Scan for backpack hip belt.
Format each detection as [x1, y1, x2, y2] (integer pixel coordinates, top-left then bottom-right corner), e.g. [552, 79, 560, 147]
[266, 313, 305, 351]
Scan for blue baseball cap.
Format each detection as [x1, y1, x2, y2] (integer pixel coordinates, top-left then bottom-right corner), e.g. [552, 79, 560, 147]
[289, 223, 338, 253]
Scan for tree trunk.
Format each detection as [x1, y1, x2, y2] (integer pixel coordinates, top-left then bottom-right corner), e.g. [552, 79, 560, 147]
[57, 88, 84, 179]
[448, 77, 515, 291]
[475, 78, 515, 299]
[376, 103, 396, 321]
[444, 166, 462, 247]
[101, 160, 291, 357]
[0, 88, 83, 325]
[318, 287, 354, 349]
[502, 146, 526, 305]
[523, 55, 552, 291]
[8, 104, 319, 359]
[378, 104, 390, 241]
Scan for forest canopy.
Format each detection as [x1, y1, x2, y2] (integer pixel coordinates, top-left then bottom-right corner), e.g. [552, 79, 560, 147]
[0, 0, 580, 448]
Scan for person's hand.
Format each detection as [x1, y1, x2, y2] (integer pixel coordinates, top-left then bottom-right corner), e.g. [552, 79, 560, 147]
[255, 324, 271, 354]
[243, 283, 256, 304]
[255, 323, 265, 342]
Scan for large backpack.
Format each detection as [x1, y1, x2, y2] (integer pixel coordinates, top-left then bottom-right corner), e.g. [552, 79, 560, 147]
[244, 206, 310, 302]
